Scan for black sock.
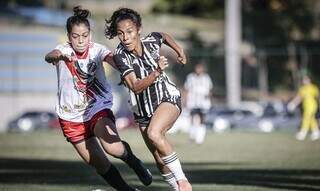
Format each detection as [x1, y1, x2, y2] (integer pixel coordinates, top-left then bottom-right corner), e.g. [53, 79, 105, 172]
[100, 164, 134, 191]
[119, 141, 139, 167]
[119, 141, 152, 186]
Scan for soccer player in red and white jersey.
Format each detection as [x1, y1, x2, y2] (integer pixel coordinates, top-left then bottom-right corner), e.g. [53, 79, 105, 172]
[45, 6, 151, 191]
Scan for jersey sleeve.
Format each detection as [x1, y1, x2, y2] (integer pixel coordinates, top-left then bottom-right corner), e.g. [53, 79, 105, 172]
[184, 74, 192, 90]
[298, 86, 304, 97]
[150, 32, 164, 46]
[97, 44, 112, 63]
[54, 44, 66, 52]
[54, 43, 73, 56]
[113, 52, 134, 78]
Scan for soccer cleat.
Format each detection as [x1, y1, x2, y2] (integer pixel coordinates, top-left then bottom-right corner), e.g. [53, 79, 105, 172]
[295, 131, 307, 141]
[311, 131, 320, 141]
[121, 141, 153, 186]
[132, 158, 153, 186]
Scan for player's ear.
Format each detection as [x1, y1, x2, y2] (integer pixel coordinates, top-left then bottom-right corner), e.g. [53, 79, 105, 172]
[138, 27, 142, 35]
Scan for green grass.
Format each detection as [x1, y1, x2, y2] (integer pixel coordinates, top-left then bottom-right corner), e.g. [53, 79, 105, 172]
[0, 129, 320, 191]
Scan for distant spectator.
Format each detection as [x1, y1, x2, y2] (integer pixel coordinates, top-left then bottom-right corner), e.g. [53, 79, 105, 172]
[184, 62, 213, 144]
[288, 75, 320, 141]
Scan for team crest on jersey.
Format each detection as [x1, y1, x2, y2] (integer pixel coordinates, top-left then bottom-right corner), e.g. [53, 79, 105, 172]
[65, 58, 107, 108]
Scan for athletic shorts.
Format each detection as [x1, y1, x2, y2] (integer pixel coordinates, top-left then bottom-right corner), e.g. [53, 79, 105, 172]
[190, 108, 206, 123]
[190, 108, 205, 117]
[59, 109, 115, 144]
[134, 96, 182, 127]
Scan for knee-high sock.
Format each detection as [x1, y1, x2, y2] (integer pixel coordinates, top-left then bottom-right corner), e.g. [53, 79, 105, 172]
[162, 152, 187, 181]
[162, 172, 179, 191]
[99, 164, 134, 191]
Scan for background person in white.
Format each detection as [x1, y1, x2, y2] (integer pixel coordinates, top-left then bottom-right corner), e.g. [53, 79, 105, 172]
[184, 62, 213, 144]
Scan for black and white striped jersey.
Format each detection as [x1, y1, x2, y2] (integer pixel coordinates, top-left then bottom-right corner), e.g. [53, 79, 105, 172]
[114, 32, 180, 118]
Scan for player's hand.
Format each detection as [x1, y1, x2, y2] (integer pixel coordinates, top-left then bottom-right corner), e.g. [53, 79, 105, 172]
[61, 54, 74, 63]
[177, 50, 187, 65]
[157, 56, 169, 71]
[49, 53, 73, 66]
[287, 102, 296, 112]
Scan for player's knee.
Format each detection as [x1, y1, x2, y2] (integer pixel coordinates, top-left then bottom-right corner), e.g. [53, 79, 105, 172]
[147, 129, 162, 144]
[103, 142, 124, 157]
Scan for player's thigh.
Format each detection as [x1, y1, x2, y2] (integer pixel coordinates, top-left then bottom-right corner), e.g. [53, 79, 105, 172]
[148, 102, 180, 133]
[73, 137, 110, 172]
[94, 117, 121, 143]
[94, 117, 123, 155]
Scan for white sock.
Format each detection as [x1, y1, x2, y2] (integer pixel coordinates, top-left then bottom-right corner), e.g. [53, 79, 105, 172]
[162, 152, 187, 181]
[162, 172, 179, 191]
[195, 124, 206, 144]
[189, 126, 195, 140]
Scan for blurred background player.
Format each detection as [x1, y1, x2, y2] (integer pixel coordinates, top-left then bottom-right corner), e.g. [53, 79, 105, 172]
[44, 6, 151, 191]
[184, 62, 213, 144]
[105, 7, 192, 191]
[288, 75, 320, 141]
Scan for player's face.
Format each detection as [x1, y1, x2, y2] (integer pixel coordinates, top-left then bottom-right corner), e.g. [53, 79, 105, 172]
[116, 19, 141, 53]
[302, 76, 311, 85]
[195, 64, 204, 75]
[68, 23, 90, 53]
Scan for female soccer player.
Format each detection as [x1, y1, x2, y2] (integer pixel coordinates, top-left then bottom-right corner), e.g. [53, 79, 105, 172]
[105, 8, 192, 191]
[44, 6, 152, 191]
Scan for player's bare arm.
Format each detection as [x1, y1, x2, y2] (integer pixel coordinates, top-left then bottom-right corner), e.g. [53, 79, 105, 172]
[103, 53, 118, 70]
[45, 49, 72, 64]
[160, 32, 187, 65]
[124, 56, 168, 94]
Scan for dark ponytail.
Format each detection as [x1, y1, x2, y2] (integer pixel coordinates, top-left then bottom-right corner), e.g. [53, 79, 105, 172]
[105, 8, 141, 39]
[66, 6, 91, 33]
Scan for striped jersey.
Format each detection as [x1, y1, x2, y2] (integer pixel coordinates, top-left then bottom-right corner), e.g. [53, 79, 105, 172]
[54, 42, 113, 122]
[114, 32, 180, 118]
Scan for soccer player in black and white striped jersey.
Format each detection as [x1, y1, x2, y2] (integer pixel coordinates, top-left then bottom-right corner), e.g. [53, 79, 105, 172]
[105, 8, 192, 191]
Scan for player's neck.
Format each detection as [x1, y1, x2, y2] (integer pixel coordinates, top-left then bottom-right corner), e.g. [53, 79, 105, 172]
[74, 47, 89, 59]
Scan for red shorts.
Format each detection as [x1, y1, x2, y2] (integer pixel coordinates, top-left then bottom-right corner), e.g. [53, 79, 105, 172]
[59, 109, 115, 144]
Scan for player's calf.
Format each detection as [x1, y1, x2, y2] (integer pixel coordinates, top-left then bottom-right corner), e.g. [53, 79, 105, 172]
[118, 141, 153, 186]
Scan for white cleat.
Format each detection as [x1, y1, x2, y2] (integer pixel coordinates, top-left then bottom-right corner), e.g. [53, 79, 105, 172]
[310, 131, 320, 141]
[295, 131, 307, 141]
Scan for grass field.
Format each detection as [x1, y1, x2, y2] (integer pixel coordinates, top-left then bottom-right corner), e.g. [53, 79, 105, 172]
[0, 129, 320, 191]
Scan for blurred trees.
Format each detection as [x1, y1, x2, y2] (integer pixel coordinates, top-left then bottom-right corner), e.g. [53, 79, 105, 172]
[154, 0, 320, 95]
[152, 0, 224, 18]
[242, 0, 318, 91]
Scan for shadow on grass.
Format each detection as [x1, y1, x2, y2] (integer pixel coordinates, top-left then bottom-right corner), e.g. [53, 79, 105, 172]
[183, 163, 320, 191]
[0, 158, 320, 190]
